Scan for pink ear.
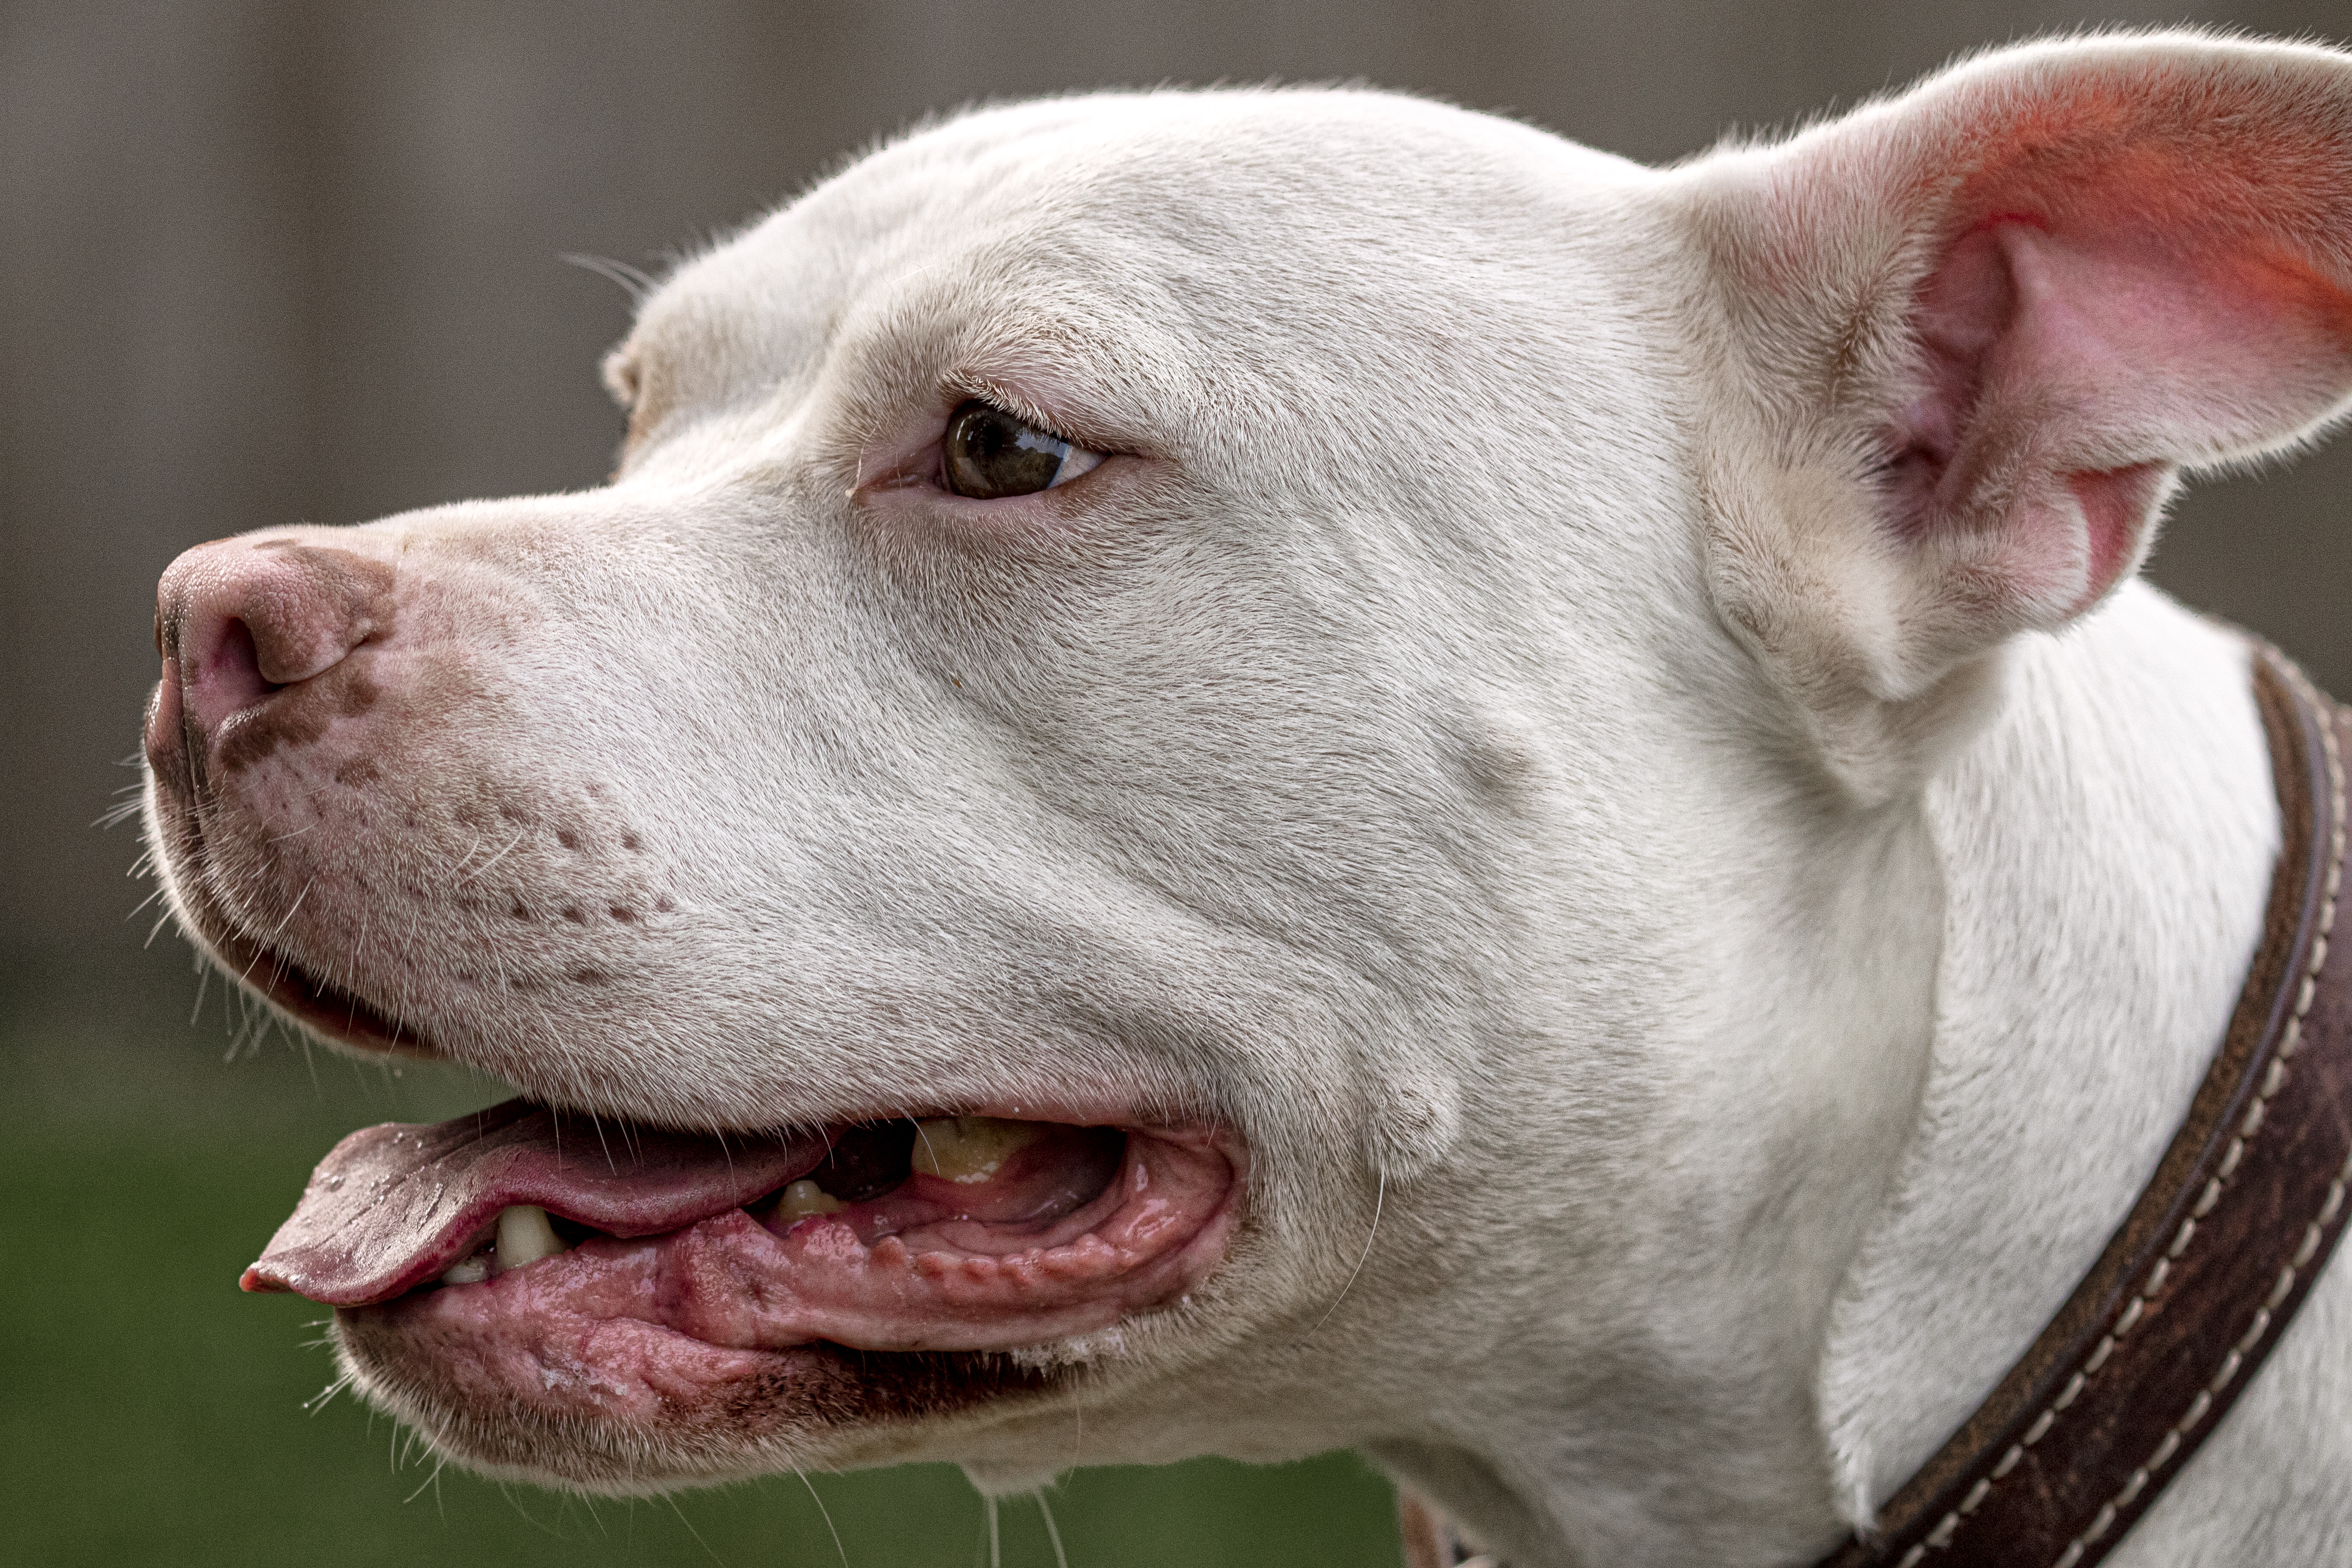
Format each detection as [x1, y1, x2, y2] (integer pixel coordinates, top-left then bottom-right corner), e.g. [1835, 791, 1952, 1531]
[1887, 70, 2352, 620]
[1719, 37, 2352, 643]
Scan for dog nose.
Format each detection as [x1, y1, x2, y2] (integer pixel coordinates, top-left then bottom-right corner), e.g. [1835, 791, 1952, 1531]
[153, 536, 393, 747]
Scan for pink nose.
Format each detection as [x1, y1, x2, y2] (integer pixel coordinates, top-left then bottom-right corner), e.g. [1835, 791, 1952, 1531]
[150, 536, 394, 760]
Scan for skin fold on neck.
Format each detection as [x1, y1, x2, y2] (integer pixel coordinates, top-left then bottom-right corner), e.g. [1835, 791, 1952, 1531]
[1816, 583, 2280, 1533]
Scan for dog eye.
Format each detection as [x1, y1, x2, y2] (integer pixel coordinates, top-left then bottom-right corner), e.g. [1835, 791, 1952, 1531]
[941, 401, 1103, 499]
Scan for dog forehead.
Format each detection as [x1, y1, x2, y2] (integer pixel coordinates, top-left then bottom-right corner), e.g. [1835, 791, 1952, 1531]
[623, 89, 1657, 417]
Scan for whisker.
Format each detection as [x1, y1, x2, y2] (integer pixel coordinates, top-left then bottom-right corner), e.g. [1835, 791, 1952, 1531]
[1035, 1490, 1071, 1568]
[663, 1494, 729, 1568]
[302, 1370, 355, 1412]
[561, 251, 659, 300]
[456, 827, 527, 885]
[449, 836, 486, 877]
[1296, 1170, 1385, 1345]
[792, 1464, 851, 1568]
[344, 908, 371, 1036]
[401, 1455, 449, 1507]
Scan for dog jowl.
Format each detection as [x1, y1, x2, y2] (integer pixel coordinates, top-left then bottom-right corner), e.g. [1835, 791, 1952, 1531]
[143, 32, 2352, 1567]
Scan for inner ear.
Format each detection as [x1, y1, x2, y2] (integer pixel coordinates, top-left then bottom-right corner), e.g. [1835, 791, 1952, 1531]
[1891, 188, 2352, 615]
[1899, 65, 2352, 617]
[1886, 215, 2199, 619]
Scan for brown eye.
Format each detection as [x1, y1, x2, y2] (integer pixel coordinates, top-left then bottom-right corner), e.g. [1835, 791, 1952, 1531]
[941, 401, 1103, 499]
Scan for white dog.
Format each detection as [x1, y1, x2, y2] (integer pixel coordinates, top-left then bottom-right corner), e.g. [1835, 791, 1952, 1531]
[141, 31, 2352, 1566]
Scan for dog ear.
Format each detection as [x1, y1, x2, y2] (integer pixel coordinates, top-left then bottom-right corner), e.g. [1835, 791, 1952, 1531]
[1681, 34, 2352, 801]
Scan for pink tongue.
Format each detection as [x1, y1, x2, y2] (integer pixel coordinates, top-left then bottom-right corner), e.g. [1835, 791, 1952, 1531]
[242, 1098, 830, 1306]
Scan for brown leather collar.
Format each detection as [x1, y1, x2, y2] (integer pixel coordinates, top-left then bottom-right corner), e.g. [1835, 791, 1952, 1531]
[1402, 646, 2352, 1568]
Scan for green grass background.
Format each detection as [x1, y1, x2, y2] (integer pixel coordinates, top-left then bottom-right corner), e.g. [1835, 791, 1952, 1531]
[1, 967, 1405, 1567]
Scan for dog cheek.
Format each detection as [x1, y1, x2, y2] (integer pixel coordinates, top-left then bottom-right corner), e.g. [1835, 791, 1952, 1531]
[1364, 1069, 1465, 1183]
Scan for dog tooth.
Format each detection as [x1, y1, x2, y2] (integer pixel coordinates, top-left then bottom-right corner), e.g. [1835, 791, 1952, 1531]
[910, 1116, 1042, 1183]
[774, 1179, 846, 1221]
[441, 1254, 490, 1286]
[493, 1204, 568, 1272]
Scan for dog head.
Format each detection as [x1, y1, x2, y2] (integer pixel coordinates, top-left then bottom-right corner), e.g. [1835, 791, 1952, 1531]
[144, 32, 2352, 1540]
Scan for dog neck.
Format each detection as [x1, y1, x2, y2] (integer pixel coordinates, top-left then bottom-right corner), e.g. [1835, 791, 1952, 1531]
[1375, 582, 2291, 1567]
[1816, 584, 2285, 1538]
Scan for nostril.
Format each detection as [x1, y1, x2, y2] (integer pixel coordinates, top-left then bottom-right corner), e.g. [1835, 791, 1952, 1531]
[193, 615, 281, 726]
[155, 534, 392, 752]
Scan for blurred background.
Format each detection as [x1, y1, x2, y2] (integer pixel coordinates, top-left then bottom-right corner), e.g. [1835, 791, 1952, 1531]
[8, 2, 2352, 1563]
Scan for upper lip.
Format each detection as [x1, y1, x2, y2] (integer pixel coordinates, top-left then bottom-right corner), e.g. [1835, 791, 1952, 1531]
[153, 816, 432, 1057]
[196, 899, 430, 1057]
[146, 679, 432, 1058]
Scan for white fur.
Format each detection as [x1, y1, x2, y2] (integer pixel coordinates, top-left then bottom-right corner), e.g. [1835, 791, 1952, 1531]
[147, 31, 2352, 1567]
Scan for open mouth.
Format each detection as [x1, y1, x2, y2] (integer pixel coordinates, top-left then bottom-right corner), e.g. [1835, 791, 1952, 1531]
[249, 1097, 1242, 1427]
